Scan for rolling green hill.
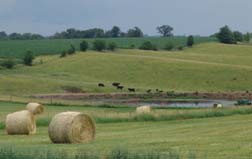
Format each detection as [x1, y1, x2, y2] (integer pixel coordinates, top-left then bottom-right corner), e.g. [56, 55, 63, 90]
[0, 37, 216, 58]
[1, 42, 252, 96]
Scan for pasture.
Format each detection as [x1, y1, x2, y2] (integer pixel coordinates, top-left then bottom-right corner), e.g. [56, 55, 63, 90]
[1, 101, 252, 159]
[1, 43, 252, 97]
[0, 37, 216, 58]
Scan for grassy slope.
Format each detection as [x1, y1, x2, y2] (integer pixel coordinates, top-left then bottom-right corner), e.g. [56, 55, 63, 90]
[1, 102, 252, 159]
[0, 37, 216, 58]
[1, 43, 252, 96]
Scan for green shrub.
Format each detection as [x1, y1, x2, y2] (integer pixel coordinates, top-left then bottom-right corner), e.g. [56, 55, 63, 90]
[177, 45, 184, 51]
[107, 42, 117, 51]
[68, 44, 76, 54]
[80, 40, 89, 51]
[164, 42, 174, 51]
[139, 41, 157, 51]
[187, 35, 194, 47]
[93, 40, 106, 51]
[23, 51, 34, 66]
[130, 44, 135, 49]
[1, 58, 16, 69]
[60, 50, 67, 58]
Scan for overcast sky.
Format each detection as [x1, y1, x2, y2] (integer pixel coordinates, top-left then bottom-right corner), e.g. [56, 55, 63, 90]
[0, 0, 252, 36]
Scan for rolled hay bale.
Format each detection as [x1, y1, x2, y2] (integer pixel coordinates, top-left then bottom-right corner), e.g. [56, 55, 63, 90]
[48, 112, 96, 144]
[6, 110, 36, 135]
[26, 103, 44, 115]
[213, 103, 223, 109]
[136, 106, 152, 114]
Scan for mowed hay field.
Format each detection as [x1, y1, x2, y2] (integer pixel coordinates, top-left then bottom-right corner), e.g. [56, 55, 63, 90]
[1, 43, 252, 96]
[0, 37, 216, 58]
[1, 101, 252, 158]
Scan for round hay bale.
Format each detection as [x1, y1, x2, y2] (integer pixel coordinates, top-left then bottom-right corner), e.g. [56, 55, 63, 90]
[26, 103, 44, 115]
[213, 103, 223, 108]
[48, 112, 96, 144]
[136, 106, 152, 114]
[6, 110, 36, 135]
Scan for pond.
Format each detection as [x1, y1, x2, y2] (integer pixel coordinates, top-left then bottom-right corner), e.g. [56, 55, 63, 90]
[94, 99, 236, 108]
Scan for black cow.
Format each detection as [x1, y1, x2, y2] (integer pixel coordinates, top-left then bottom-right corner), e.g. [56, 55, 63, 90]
[117, 86, 124, 90]
[98, 83, 105, 87]
[112, 82, 120, 87]
[128, 88, 136, 92]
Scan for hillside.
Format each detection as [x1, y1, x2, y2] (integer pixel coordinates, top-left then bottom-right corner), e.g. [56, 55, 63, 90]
[0, 37, 216, 58]
[1, 43, 252, 97]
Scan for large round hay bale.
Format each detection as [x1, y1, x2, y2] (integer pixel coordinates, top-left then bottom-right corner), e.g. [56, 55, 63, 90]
[48, 112, 96, 144]
[6, 110, 36, 135]
[213, 103, 223, 109]
[136, 106, 152, 114]
[26, 103, 44, 115]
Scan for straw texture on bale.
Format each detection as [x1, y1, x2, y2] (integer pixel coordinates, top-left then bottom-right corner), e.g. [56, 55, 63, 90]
[213, 103, 223, 108]
[6, 110, 36, 135]
[48, 112, 96, 144]
[136, 106, 152, 114]
[26, 103, 44, 115]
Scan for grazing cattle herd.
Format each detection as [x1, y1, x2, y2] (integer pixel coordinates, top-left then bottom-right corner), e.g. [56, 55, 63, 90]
[98, 82, 166, 94]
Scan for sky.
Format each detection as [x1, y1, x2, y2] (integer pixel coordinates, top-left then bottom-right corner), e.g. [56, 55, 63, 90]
[0, 0, 252, 36]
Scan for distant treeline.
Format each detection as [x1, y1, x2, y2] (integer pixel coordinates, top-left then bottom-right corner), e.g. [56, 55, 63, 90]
[0, 32, 44, 40]
[0, 26, 145, 40]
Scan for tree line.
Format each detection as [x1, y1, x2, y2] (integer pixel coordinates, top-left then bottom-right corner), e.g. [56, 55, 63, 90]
[0, 25, 251, 44]
[213, 25, 251, 44]
[0, 25, 174, 40]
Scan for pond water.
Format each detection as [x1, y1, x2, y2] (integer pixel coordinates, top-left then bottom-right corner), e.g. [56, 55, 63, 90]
[100, 99, 236, 108]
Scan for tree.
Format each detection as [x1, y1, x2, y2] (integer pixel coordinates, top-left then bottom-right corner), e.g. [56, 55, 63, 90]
[217, 26, 236, 44]
[157, 25, 173, 37]
[107, 42, 117, 51]
[127, 27, 143, 37]
[80, 40, 89, 51]
[93, 40, 106, 51]
[244, 32, 251, 42]
[233, 31, 243, 42]
[23, 51, 34, 66]
[110, 26, 121, 37]
[187, 35, 194, 47]
[9, 33, 22, 40]
[0, 31, 7, 39]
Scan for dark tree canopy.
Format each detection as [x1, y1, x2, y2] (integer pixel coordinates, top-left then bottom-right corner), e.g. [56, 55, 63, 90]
[127, 27, 144, 37]
[110, 26, 121, 38]
[233, 31, 243, 42]
[187, 35, 194, 47]
[157, 25, 174, 37]
[217, 25, 237, 44]
[244, 32, 251, 42]
[0, 31, 7, 39]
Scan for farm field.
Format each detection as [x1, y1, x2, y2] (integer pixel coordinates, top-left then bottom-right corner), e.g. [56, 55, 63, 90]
[0, 37, 216, 58]
[1, 101, 252, 159]
[1, 43, 252, 97]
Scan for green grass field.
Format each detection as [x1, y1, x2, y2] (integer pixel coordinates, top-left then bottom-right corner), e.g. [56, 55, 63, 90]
[1, 101, 252, 159]
[0, 37, 216, 58]
[1, 42, 252, 97]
